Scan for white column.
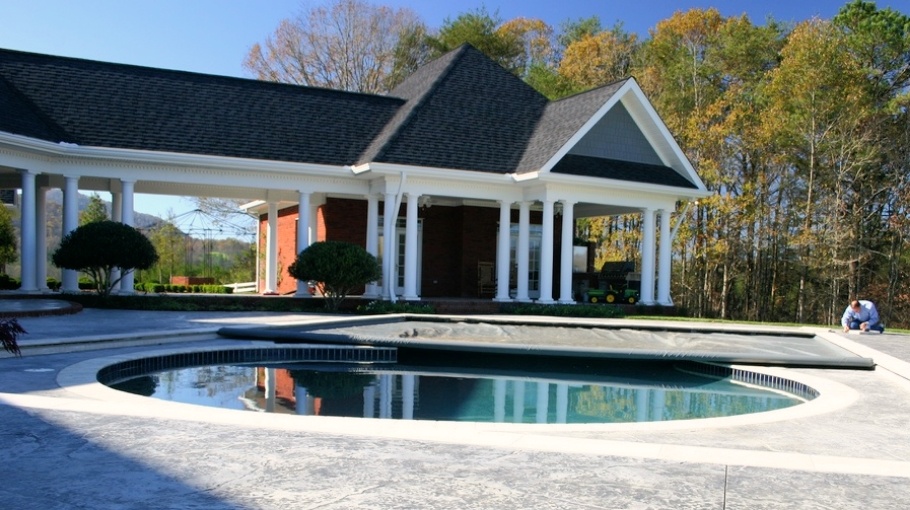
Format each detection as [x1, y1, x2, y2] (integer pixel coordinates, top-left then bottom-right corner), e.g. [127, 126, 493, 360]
[60, 175, 79, 293]
[382, 193, 396, 301]
[494, 201, 512, 302]
[512, 380, 525, 422]
[119, 180, 135, 294]
[294, 384, 310, 415]
[35, 187, 48, 291]
[295, 191, 311, 297]
[403, 193, 419, 300]
[640, 207, 656, 305]
[379, 374, 392, 419]
[493, 378, 507, 422]
[364, 194, 379, 298]
[556, 383, 569, 424]
[537, 200, 555, 304]
[362, 382, 376, 418]
[401, 374, 415, 420]
[657, 209, 672, 306]
[264, 368, 276, 413]
[558, 200, 576, 304]
[516, 201, 531, 302]
[535, 381, 549, 423]
[264, 201, 278, 294]
[18, 170, 37, 292]
[110, 192, 122, 289]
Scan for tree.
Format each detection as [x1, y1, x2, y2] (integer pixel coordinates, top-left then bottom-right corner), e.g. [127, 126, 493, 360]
[52, 221, 159, 297]
[244, 0, 423, 93]
[429, 8, 525, 74]
[559, 23, 638, 89]
[148, 220, 187, 283]
[288, 241, 380, 310]
[0, 205, 17, 274]
[79, 193, 108, 225]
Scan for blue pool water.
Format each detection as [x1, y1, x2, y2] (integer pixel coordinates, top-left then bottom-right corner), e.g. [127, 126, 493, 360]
[109, 357, 808, 424]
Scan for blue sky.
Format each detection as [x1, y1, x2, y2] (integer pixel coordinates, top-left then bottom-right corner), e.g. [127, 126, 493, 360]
[0, 0, 898, 217]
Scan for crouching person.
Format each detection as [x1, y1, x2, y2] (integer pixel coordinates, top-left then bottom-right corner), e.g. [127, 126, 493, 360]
[841, 299, 884, 333]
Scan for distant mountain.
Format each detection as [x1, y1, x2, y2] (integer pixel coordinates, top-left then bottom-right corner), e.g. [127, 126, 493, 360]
[44, 189, 164, 230]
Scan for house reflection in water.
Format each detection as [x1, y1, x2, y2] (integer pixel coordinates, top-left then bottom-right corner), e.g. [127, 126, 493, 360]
[249, 367, 798, 424]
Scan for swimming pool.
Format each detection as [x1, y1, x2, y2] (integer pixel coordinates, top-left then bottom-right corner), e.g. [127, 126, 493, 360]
[103, 346, 816, 424]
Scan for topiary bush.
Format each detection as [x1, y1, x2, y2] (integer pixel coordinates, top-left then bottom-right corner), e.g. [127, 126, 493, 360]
[288, 241, 380, 311]
[52, 221, 158, 297]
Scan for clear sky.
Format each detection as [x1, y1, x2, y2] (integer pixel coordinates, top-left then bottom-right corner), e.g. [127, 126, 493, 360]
[1, 0, 903, 217]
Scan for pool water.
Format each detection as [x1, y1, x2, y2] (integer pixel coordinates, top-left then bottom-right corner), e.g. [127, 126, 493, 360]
[110, 359, 806, 424]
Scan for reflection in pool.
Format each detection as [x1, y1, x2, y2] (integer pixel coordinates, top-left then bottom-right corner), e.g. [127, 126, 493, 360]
[110, 361, 807, 424]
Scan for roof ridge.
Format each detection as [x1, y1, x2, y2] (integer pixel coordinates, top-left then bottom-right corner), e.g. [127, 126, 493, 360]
[357, 45, 470, 164]
[0, 73, 74, 143]
[0, 46, 402, 102]
[550, 77, 632, 103]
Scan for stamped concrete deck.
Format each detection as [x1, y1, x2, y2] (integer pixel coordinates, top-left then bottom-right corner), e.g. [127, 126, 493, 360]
[1, 301, 909, 509]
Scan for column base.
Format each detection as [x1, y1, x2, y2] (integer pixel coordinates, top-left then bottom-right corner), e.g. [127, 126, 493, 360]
[402, 295, 420, 301]
[493, 297, 513, 303]
[557, 299, 576, 305]
[536, 298, 555, 305]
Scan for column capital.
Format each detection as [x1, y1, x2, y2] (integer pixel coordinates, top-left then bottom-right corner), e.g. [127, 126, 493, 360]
[16, 168, 39, 176]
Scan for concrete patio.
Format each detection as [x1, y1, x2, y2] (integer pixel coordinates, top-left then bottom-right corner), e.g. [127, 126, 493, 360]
[1, 303, 909, 509]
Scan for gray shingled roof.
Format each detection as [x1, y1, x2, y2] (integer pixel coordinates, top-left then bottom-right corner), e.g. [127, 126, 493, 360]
[365, 46, 549, 173]
[0, 49, 403, 165]
[0, 45, 698, 190]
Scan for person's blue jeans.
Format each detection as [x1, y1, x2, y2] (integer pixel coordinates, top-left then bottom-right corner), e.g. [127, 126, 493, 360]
[849, 320, 884, 333]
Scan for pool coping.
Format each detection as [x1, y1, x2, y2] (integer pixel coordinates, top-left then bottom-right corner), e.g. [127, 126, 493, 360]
[30, 336, 910, 479]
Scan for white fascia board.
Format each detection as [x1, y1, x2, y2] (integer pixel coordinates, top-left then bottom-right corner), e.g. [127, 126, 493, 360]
[240, 199, 266, 211]
[537, 80, 634, 174]
[541, 171, 712, 201]
[364, 162, 515, 185]
[511, 171, 539, 182]
[0, 130, 345, 177]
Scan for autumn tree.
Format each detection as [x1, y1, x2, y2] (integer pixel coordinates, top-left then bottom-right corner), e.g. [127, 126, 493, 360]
[559, 23, 638, 89]
[148, 220, 187, 283]
[80, 193, 108, 225]
[244, 0, 423, 93]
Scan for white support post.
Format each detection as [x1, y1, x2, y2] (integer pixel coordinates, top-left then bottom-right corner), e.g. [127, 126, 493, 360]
[364, 194, 379, 298]
[35, 187, 48, 292]
[110, 192, 122, 289]
[537, 199, 555, 304]
[264, 201, 278, 294]
[295, 191, 311, 297]
[658, 209, 672, 306]
[516, 201, 531, 302]
[119, 180, 135, 294]
[558, 200, 575, 304]
[640, 208, 656, 305]
[61, 175, 79, 293]
[403, 193, 419, 300]
[18, 170, 37, 292]
[494, 201, 512, 302]
[382, 192, 396, 301]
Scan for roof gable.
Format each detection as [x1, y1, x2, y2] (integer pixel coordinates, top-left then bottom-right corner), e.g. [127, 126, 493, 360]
[533, 79, 705, 191]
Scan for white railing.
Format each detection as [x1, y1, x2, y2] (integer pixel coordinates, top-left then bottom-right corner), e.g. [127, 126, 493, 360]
[225, 281, 257, 294]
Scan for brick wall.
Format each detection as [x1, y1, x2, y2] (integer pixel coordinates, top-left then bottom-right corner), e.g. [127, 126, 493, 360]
[260, 199, 564, 298]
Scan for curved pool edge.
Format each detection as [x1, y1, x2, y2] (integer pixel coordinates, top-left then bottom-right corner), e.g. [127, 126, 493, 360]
[54, 342, 859, 435]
